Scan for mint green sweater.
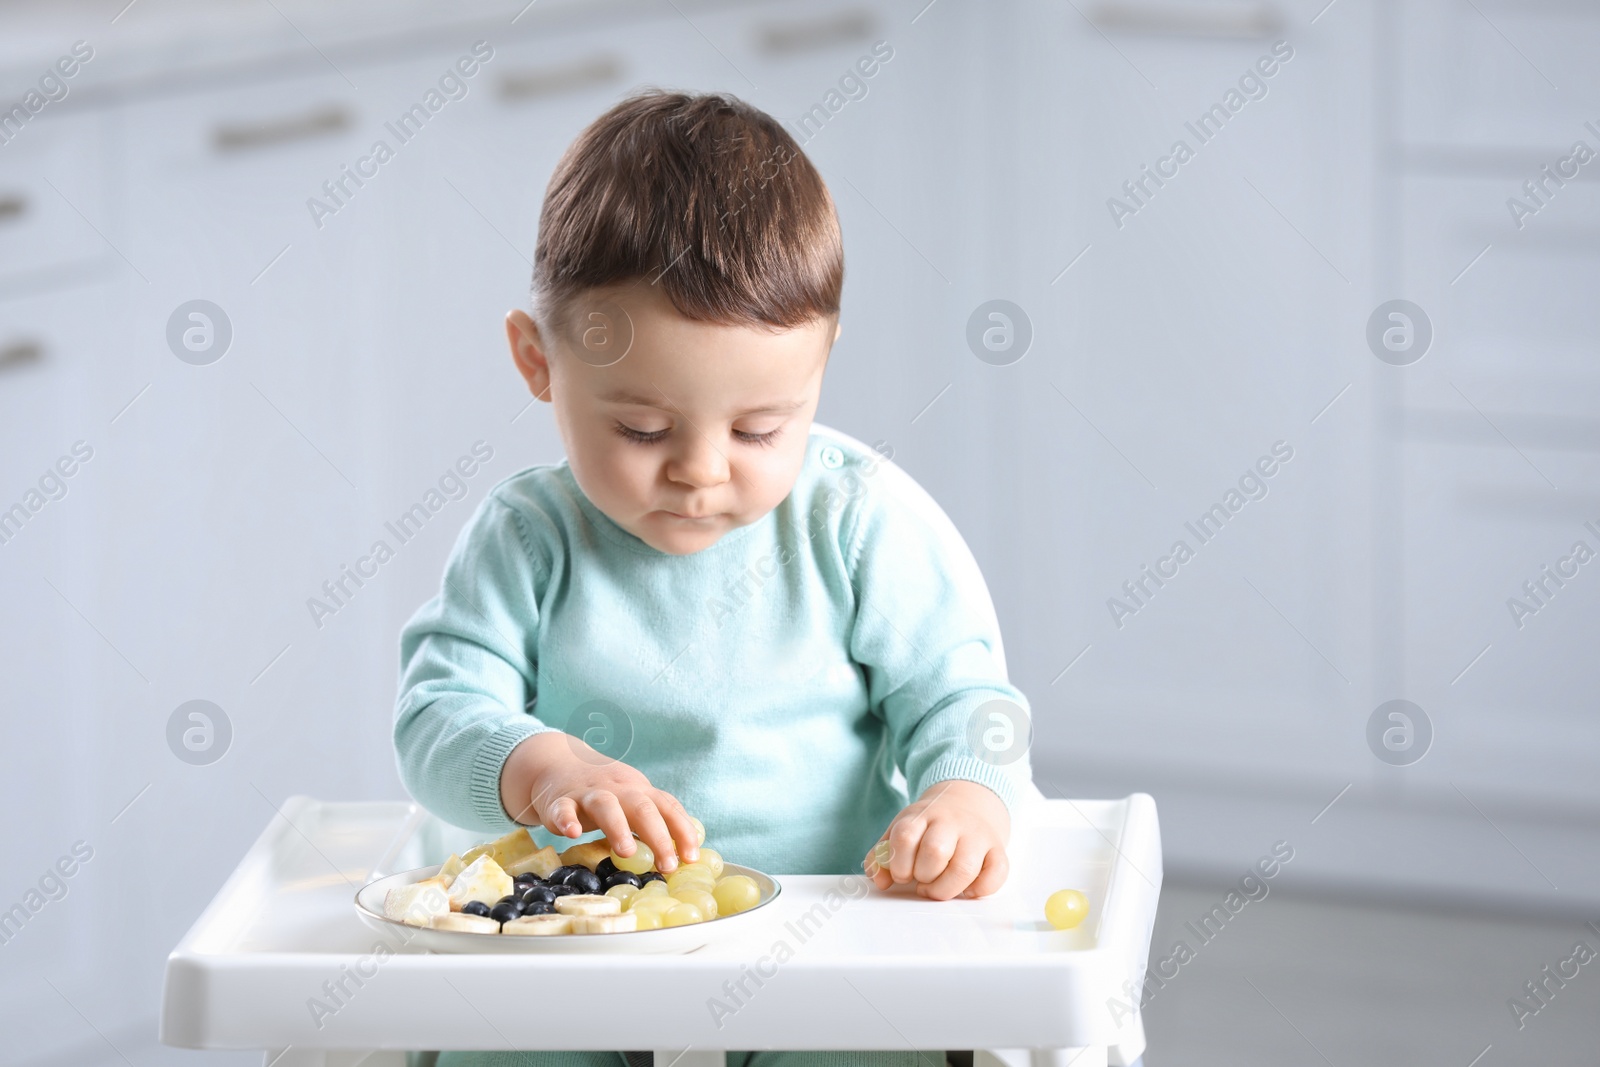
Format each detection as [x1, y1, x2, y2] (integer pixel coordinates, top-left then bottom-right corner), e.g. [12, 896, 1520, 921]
[393, 425, 1033, 876]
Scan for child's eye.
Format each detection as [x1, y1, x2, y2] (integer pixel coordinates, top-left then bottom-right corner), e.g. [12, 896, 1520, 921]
[733, 427, 782, 448]
[613, 422, 668, 445]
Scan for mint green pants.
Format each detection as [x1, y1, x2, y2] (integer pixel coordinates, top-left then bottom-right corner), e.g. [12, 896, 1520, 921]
[437, 1052, 946, 1067]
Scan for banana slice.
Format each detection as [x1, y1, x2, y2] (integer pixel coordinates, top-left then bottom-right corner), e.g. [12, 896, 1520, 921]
[553, 893, 620, 916]
[429, 912, 501, 934]
[571, 912, 638, 934]
[502, 914, 573, 936]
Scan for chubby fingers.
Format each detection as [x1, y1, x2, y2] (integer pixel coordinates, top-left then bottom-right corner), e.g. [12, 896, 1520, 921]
[542, 795, 583, 838]
[958, 847, 1009, 899]
[653, 789, 700, 864]
[885, 814, 927, 884]
[917, 839, 993, 901]
[621, 792, 680, 872]
[573, 789, 634, 854]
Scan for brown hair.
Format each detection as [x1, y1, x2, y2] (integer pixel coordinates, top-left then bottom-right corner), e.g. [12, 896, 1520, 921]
[532, 89, 842, 339]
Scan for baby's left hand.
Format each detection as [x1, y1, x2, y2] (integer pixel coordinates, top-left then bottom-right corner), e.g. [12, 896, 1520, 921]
[863, 779, 1010, 900]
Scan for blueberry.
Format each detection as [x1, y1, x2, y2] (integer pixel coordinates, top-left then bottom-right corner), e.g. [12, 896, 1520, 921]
[461, 900, 492, 918]
[547, 883, 578, 897]
[513, 872, 542, 887]
[567, 869, 603, 895]
[489, 902, 522, 924]
[595, 857, 618, 880]
[640, 871, 666, 885]
[522, 900, 554, 915]
[521, 885, 556, 905]
[549, 865, 585, 885]
[603, 871, 642, 890]
[496, 894, 521, 908]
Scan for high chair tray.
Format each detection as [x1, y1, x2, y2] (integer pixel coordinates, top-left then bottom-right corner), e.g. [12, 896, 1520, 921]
[161, 792, 1161, 1057]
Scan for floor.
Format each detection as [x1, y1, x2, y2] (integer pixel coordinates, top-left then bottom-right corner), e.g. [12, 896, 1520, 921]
[1140, 882, 1600, 1066]
[34, 884, 1600, 1066]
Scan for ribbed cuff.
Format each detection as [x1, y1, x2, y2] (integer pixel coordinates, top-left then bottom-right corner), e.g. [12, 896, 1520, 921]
[470, 717, 557, 829]
[913, 754, 1028, 813]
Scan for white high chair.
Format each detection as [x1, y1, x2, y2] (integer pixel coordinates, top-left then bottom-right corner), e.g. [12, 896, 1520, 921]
[161, 787, 1160, 1067]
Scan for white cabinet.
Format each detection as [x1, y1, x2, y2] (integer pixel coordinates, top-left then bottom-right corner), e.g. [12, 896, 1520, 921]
[1001, 0, 1381, 791]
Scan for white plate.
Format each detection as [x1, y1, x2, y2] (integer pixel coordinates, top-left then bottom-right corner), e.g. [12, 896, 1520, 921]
[354, 862, 782, 954]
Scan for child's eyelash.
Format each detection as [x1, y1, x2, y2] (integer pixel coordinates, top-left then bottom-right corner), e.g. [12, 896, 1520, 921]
[735, 427, 782, 448]
[611, 422, 783, 448]
[613, 422, 668, 444]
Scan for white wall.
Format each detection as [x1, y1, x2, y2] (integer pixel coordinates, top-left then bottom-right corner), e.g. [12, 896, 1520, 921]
[0, 0, 1596, 1062]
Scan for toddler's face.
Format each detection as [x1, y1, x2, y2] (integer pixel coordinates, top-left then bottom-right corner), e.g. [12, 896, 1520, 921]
[507, 283, 837, 555]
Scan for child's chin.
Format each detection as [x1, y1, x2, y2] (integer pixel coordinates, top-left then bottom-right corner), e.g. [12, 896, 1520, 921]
[636, 518, 728, 555]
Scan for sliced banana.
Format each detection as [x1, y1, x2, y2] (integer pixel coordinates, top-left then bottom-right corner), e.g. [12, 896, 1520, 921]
[429, 912, 501, 934]
[502, 913, 573, 936]
[571, 912, 638, 934]
[553, 893, 621, 916]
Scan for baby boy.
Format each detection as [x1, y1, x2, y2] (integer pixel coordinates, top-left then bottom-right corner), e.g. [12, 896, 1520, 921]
[395, 89, 1033, 1067]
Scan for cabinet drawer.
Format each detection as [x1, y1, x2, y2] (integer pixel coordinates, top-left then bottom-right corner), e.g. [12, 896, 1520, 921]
[0, 108, 112, 296]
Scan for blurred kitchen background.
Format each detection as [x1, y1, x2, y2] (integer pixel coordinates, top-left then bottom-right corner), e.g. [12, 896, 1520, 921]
[2, 0, 1597, 1063]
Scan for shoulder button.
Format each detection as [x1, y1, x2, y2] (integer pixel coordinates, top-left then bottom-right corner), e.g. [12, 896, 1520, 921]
[819, 445, 844, 470]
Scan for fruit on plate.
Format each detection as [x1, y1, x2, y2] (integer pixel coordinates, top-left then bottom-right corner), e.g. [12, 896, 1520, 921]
[447, 855, 514, 911]
[384, 878, 450, 926]
[663, 902, 705, 927]
[553, 893, 620, 916]
[712, 874, 760, 916]
[430, 912, 501, 933]
[402, 812, 759, 935]
[559, 839, 615, 870]
[572, 912, 637, 934]
[503, 914, 573, 936]
[436, 854, 466, 885]
[610, 840, 655, 876]
[488, 827, 538, 868]
[670, 886, 718, 919]
[606, 883, 640, 907]
[1045, 888, 1090, 930]
[505, 844, 562, 879]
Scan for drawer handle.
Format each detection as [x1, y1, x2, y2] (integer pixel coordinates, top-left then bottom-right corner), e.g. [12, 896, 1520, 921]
[0, 339, 44, 373]
[498, 55, 624, 101]
[1089, 2, 1284, 38]
[212, 104, 351, 153]
[0, 194, 24, 224]
[757, 10, 877, 55]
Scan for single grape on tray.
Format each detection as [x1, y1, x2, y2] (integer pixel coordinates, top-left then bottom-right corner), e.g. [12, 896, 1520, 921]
[381, 821, 765, 937]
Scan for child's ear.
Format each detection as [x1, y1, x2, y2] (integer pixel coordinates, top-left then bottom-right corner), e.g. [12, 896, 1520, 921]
[833, 319, 842, 342]
[506, 310, 553, 402]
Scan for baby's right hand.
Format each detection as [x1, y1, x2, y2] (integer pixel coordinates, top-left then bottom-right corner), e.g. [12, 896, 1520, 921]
[497, 730, 698, 872]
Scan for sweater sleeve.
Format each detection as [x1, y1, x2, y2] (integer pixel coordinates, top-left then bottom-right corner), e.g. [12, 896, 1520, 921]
[393, 492, 559, 833]
[842, 458, 1034, 813]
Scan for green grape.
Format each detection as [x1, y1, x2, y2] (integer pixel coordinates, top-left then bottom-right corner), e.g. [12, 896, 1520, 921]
[713, 874, 760, 915]
[628, 895, 675, 917]
[611, 840, 655, 875]
[666, 866, 716, 892]
[637, 879, 670, 896]
[689, 816, 706, 846]
[870, 840, 893, 872]
[632, 907, 665, 930]
[606, 883, 639, 906]
[663, 902, 705, 927]
[696, 847, 724, 877]
[1044, 889, 1089, 930]
[670, 886, 718, 919]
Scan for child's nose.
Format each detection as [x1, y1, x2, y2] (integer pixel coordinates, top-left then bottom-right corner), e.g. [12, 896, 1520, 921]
[667, 432, 731, 488]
